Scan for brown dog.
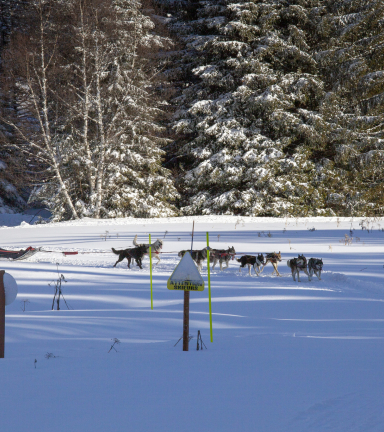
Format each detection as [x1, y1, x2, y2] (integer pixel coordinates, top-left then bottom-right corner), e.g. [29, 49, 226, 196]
[260, 252, 282, 276]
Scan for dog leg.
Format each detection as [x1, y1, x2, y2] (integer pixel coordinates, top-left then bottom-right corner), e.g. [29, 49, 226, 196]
[272, 263, 277, 276]
[113, 257, 123, 268]
[273, 263, 281, 277]
[248, 264, 252, 276]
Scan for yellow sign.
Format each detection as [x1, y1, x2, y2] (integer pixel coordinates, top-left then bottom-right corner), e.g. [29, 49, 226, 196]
[167, 251, 204, 291]
[167, 280, 204, 291]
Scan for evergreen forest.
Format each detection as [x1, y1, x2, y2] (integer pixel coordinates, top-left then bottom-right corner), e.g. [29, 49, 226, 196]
[1, 0, 383, 219]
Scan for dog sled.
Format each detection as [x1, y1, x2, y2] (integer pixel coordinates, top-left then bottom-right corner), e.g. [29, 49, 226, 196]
[0, 246, 41, 261]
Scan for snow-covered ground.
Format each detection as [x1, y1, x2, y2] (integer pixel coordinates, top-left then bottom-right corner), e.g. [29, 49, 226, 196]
[1, 215, 384, 432]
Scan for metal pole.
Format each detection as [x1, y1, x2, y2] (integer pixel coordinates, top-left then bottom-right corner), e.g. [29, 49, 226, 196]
[206, 232, 213, 342]
[183, 289, 190, 351]
[0, 270, 5, 358]
[149, 234, 153, 310]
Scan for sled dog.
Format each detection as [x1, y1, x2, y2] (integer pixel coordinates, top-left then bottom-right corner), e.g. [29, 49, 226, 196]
[287, 254, 309, 282]
[210, 246, 236, 270]
[237, 254, 265, 276]
[112, 245, 147, 269]
[261, 252, 282, 276]
[308, 258, 323, 281]
[178, 248, 210, 272]
[133, 234, 163, 265]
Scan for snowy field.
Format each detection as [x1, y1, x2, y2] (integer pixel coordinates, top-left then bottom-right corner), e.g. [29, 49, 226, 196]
[1, 215, 384, 432]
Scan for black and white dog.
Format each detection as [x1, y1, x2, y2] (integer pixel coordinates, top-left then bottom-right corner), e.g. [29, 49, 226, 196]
[112, 245, 147, 269]
[287, 254, 309, 282]
[178, 248, 210, 272]
[210, 246, 236, 270]
[133, 234, 163, 266]
[237, 254, 265, 276]
[308, 258, 323, 281]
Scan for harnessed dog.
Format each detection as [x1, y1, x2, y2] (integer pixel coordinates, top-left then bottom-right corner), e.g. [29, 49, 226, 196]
[287, 254, 309, 282]
[178, 247, 210, 272]
[210, 246, 236, 270]
[112, 245, 147, 269]
[308, 258, 323, 281]
[237, 254, 265, 276]
[260, 252, 282, 276]
[133, 235, 163, 266]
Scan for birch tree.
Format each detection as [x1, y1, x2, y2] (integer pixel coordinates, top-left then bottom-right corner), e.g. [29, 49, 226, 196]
[1, 0, 79, 219]
[2, 0, 178, 220]
[63, 0, 178, 219]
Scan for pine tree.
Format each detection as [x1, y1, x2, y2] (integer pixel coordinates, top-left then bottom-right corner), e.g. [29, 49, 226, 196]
[160, 0, 384, 217]
[163, 0, 351, 216]
[313, 0, 384, 215]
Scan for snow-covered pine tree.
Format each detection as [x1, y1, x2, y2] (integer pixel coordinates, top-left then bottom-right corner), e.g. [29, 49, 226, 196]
[161, 0, 383, 217]
[313, 0, 384, 215]
[160, 0, 345, 216]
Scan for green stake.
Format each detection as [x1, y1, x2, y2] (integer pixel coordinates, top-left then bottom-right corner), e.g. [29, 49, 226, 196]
[149, 234, 153, 309]
[206, 232, 213, 342]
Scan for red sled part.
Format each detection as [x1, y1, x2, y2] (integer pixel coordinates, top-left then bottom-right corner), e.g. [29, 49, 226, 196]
[62, 252, 79, 256]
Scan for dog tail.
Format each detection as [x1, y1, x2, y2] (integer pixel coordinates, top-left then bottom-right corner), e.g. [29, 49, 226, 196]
[287, 260, 291, 268]
[112, 248, 122, 255]
[133, 234, 138, 246]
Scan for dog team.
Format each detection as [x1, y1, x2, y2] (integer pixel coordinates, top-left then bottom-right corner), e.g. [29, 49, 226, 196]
[111, 236, 323, 281]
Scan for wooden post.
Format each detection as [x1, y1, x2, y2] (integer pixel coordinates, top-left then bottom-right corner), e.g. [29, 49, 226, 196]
[183, 221, 195, 352]
[0, 270, 5, 359]
[183, 290, 190, 351]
